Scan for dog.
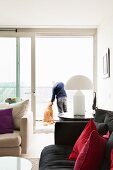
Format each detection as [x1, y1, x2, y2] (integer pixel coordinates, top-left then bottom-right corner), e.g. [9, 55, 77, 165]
[43, 101, 54, 126]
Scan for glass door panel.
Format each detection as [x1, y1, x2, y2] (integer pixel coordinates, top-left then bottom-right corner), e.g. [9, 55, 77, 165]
[36, 37, 93, 121]
[0, 38, 16, 102]
[0, 37, 32, 113]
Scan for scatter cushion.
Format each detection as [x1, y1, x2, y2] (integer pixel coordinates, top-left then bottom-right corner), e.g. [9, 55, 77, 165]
[110, 149, 113, 170]
[104, 112, 113, 133]
[95, 122, 108, 135]
[101, 132, 113, 170]
[103, 130, 110, 140]
[0, 108, 14, 134]
[74, 130, 107, 170]
[10, 100, 29, 130]
[68, 119, 97, 160]
[94, 109, 107, 123]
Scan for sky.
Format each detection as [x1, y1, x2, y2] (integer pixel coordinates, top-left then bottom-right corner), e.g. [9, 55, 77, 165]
[36, 37, 93, 87]
[0, 37, 93, 87]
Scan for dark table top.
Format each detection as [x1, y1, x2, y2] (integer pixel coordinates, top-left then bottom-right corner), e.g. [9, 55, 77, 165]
[59, 112, 93, 121]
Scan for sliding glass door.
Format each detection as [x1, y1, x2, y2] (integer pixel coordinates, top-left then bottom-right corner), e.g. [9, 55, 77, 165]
[0, 38, 16, 102]
[36, 37, 93, 120]
[0, 30, 96, 125]
[0, 37, 31, 110]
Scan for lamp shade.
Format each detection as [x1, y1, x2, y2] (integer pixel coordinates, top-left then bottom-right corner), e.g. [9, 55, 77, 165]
[65, 75, 93, 90]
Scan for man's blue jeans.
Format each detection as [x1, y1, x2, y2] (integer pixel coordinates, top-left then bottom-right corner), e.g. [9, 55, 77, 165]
[57, 97, 67, 115]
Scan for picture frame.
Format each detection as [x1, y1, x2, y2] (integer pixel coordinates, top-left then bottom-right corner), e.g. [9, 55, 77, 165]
[103, 48, 110, 78]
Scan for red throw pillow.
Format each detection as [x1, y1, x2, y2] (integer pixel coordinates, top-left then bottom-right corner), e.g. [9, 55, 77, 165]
[74, 130, 107, 170]
[68, 119, 97, 160]
[110, 149, 113, 170]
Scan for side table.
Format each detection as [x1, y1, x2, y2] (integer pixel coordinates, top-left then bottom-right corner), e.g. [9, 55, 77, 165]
[59, 112, 93, 121]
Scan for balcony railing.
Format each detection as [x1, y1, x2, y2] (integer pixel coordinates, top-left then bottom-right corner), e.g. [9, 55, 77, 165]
[0, 86, 74, 120]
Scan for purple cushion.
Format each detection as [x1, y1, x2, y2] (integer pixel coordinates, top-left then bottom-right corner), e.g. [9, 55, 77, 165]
[0, 108, 14, 134]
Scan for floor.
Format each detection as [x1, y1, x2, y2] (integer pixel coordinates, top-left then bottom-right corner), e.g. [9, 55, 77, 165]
[22, 121, 55, 159]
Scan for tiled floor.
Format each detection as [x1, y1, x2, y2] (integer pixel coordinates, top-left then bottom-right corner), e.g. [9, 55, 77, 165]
[35, 120, 55, 133]
[22, 121, 55, 159]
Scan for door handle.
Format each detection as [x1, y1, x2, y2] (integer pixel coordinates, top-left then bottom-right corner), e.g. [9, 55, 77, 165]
[25, 91, 35, 95]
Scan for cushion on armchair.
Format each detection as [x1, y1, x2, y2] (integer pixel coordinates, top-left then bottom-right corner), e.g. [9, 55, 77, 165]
[95, 122, 108, 135]
[94, 109, 108, 123]
[0, 108, 14, 134]
[104, 112, 113, 133]
[10, 100, 29, 130]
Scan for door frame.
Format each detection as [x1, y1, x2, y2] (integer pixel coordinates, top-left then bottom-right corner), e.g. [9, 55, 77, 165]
[0, 28, 97, 127]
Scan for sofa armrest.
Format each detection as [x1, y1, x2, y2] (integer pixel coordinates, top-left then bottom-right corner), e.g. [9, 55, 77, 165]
[20, 111, 33, 154]
[55, 121, 88, 146]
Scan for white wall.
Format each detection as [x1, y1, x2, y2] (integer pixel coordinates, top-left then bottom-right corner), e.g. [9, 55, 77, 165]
[97, 13, 113, 110]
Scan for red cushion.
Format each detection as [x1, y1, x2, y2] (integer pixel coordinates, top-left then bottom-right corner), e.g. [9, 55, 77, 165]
[74, 130, 107, 170]
[110, 149, 113, 170]
[68, 119, 97, 160]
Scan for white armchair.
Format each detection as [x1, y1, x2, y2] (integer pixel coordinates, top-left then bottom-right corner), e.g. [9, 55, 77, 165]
[0, 100, 33, 156]
[0, 111, 33, 156]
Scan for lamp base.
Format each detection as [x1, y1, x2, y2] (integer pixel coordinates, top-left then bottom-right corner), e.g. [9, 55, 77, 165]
[73, 90, 85, 116]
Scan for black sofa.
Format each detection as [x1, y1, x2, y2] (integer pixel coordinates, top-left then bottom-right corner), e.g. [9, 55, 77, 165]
[39, 109, 113, 170]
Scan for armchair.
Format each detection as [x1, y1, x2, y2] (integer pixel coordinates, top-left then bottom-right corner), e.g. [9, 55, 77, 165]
[0, 111, 33, 156]
[0, 100, 33, 156]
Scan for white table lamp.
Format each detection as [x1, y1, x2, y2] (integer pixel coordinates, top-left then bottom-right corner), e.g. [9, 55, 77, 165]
[65, 75, 93, 116]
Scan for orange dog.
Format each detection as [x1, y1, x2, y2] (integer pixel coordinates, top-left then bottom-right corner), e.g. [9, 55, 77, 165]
[43, 102, 54, 126]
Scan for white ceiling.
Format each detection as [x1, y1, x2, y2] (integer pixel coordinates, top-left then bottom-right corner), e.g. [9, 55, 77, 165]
[0, 0, 113, 28]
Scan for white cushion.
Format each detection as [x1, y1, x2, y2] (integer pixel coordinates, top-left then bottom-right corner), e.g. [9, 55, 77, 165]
[0, 131, 21, 147]
[10, 100, 29, 130]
